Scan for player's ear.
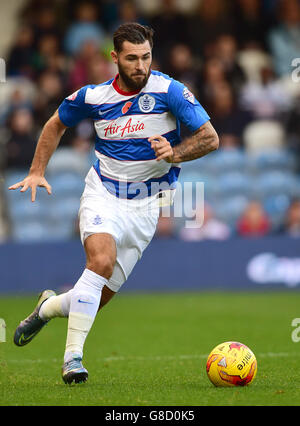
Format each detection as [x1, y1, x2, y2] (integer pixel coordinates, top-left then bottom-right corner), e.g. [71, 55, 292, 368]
[111, 50, 118, 64]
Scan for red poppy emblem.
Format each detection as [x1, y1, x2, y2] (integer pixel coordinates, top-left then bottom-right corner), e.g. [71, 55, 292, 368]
[122, 101, 132, 114]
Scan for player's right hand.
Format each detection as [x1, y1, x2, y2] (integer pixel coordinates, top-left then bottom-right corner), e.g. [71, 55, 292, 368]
[8, 175, 52, 202]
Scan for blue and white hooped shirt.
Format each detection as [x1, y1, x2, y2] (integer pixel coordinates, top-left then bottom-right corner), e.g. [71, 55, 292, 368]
[58, 70, 210, 200]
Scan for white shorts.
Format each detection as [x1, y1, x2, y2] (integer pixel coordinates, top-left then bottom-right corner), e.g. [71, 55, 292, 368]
[79, 167, 160, 292]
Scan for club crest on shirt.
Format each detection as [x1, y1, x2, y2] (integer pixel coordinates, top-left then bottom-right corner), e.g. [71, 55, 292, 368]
[138, 94, 155, 113]
[182, 87, 195, 104]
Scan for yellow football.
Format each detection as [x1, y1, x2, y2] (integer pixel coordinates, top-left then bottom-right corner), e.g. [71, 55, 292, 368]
[206, 341, 257, 387]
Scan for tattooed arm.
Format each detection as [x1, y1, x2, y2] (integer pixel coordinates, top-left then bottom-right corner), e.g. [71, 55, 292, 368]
[149, 121, 219, 163]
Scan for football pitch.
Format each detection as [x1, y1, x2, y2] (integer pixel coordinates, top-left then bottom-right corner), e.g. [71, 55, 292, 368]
[1, 290, 300, 406]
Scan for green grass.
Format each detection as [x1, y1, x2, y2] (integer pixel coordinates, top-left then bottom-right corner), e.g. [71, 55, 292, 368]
[1, 291, 300, 406]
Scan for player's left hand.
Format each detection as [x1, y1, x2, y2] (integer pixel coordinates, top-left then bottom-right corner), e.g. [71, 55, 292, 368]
[148, 135, 174, 163]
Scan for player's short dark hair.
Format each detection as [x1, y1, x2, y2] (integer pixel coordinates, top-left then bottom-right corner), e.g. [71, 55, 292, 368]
[113, 23, 154, 53]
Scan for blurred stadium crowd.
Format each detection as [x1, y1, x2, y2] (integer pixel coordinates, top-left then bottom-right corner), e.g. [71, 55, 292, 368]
[1, 0, 300, 243]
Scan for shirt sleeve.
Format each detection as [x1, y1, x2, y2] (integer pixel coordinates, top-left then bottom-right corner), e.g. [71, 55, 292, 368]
[167, 79, 210, 132]
[58, 85, 95, 127]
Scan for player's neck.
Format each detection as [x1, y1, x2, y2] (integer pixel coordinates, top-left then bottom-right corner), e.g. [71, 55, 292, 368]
[113, 74, 141, 96]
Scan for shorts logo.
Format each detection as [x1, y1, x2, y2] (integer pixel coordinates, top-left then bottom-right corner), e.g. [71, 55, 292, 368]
[92, 215, 103, 225]
[138, 94, 155, 113]
[183, 87, 195, 104]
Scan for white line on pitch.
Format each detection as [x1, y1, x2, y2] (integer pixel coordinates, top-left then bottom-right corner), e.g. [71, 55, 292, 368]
[5, 351, 300, 364]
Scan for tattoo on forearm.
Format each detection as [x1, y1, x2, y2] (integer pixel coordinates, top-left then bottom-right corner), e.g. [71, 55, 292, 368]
[172, 122, 219, 163]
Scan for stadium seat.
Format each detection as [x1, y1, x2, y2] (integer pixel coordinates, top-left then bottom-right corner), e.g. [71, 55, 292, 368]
[179, 170, 219, 202]
[50, 172, 85, 197]
[47, 147, 90, 176]
[218, 172, 252, 198]
[214, 195, 249, 228]
[180, 153, 214, 175]
[12, 221, 54, 242]
[255, 170, 298, 199]
[48, 196, 80, 220]
[204, 149, 247, 174]
[290, 176, 300, 199]
[237, 48, 272, 82]
[8, 198, 48, 223]
[46, 218, 77, 240]
[243, 120, 285, 154]
[247, 149, 296, 174]
[12, 219, 76, 242]
[263, 194, 290, 227]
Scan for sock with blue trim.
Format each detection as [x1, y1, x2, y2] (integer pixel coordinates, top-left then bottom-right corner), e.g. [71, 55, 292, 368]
[64, 268, 107, 363]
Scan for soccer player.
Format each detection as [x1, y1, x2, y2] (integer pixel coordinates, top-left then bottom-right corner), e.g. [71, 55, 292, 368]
[10, 23, 219, 384]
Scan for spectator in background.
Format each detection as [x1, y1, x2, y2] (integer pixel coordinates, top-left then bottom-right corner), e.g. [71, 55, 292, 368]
[165, 43, 199, 92]
[243, 118, 285, 154]
[6, 26, 35, 78]
[198, 57, 228, 106]
[86, 50, 115, 85]
[237, 42, 273, 83]
[33, 70, 65, 128]
[187, 0, 235, 58]
[30, 6, 59, 48]
[209, 81, 253, 139]
[283, 199, 300, 237]
[213, 34, 246, 93]
[233, 0, 266, 48]
[268, 0, 300, 76]
[237, 200, 271, 237]
[239, 64, 292, 119]
[18, 0, 54, 21]
[68, 40, 101, 91]
[219, 133, 241, 150]
[111, 0, 149, 33]
[32, 34, 66, 77]
[179, 203, 231, 241]
[150, 0, 188, 69]
[0, 79, 36, 126]
[63, 1, 106, 56]
[285, 92, 300, 159]
[5, 108, 38, 169]
[68, 40, 114, 92]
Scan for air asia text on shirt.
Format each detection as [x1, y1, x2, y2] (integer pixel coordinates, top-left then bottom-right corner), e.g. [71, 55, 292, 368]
[103, 118, 145, 138]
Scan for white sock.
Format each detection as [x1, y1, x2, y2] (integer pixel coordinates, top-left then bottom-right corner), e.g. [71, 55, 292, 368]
[64, 268, 107, 363]
[39, 292, 71, 320]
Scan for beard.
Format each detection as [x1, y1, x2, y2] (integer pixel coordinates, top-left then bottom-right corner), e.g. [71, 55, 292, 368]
[118, 61, 151, 91]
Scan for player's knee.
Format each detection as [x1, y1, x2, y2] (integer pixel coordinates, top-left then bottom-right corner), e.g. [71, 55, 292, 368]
[87, 253, 115, 280]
